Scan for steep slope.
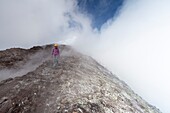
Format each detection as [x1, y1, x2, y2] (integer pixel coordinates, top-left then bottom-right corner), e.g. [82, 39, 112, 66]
[0, 45, 52, 81]
[0, 45, 161, 113]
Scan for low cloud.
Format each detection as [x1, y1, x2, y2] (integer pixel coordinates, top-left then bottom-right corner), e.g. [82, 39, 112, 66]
[0, 0, 90, 49]
[73, 1, 170, 113]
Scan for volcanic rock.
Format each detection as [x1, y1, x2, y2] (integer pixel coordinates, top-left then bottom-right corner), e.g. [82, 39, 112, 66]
[0, 45, 161, 113]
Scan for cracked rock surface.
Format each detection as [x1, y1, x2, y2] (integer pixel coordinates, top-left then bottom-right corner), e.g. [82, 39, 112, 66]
[0, 45, 161, 113]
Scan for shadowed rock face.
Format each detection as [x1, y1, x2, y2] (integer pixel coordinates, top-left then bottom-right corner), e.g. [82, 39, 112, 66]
[0, 45, 161, 113]
[0, 45, 51, 70]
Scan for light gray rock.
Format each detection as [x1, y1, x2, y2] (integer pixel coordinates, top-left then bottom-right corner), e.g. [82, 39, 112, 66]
[0, 45, 161, 113]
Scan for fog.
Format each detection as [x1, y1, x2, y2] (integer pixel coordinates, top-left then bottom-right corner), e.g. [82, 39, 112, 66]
[0, 49, 50, 81]
[0, 0, 170, 112]
[73, 1, 170, 113]
[0, 0, 91, 49]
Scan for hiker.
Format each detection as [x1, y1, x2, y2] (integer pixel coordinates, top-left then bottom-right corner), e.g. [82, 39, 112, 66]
[52, 44, 60, 67]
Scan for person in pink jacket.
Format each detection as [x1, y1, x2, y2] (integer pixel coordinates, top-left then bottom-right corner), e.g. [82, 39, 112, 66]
[52, 44, 60, 67]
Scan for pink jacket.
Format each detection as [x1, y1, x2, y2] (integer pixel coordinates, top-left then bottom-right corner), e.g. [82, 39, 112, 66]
[52, 47, 60, 56]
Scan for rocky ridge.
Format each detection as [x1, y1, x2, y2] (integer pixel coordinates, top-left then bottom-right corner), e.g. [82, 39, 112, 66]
[0, 45, 161, 113]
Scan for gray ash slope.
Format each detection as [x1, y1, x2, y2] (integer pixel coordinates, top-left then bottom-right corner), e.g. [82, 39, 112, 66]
[0, 45, 161, 113]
